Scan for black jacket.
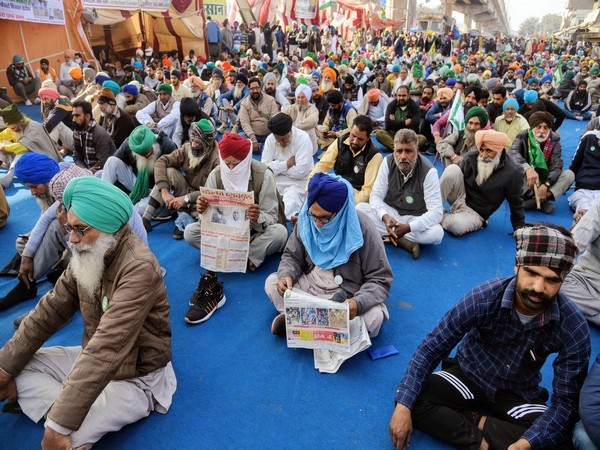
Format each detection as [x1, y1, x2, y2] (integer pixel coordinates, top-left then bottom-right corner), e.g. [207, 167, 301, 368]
[384, 99, 420, 133]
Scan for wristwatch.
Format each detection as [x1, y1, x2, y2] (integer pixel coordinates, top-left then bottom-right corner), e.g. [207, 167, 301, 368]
[544, 181, 551, 188]
[184, 194, 191, 205]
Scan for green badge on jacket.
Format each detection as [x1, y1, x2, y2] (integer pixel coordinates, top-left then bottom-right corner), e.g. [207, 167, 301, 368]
[102, 296, 109, 313]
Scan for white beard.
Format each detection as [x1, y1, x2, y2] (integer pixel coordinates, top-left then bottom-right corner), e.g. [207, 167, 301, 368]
[187, 146, 208, 169]
[476, 153, 501, 186]
[463, 128, 476, 150]
[132, 143, 159, 173]
[233, 86, 243, 99]
[69, 233, 118, 297]
[321, 80, 333, 92]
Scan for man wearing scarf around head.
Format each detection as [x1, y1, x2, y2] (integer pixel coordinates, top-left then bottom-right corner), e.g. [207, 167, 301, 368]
[0, 176, 175, 450]
[390, 224, 590, 450]
[102, 125, 177, 215]
[509, 112, 574, 214]
[183, 133, 288, 325]
[265, 172, 392, 337]
[135, 83, 180, 138]
[282, 84, 320, 154]
[96, 86, 136, 148]
[142, 119, 220, 237]
[439, 129, 525, 236]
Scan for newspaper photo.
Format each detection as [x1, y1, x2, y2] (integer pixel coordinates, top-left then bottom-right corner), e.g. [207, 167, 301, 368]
[200, 187, 254, 273]
[283, 289, 371, 373]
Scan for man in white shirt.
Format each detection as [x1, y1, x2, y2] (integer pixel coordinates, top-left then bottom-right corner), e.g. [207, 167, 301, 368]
[261, 113, 314, 219]
[357, 128, 444, 259]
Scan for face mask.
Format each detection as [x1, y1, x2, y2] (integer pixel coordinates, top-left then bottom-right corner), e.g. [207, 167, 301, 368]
[75, 58, 82, 64]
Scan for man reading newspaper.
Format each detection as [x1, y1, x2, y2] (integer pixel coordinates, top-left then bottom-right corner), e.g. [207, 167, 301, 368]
[264, 172, 393, 339]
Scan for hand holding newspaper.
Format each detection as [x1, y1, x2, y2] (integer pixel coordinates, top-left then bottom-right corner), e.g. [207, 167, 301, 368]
[199, 187, 254, 273]
[283, 288, 371, 373]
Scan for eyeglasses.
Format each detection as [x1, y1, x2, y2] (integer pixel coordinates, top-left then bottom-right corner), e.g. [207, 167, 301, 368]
[65, 223, 92, 237]
[308, 211, 336, 224]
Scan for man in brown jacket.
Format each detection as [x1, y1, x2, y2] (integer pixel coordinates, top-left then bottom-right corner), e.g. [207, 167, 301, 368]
[0, 177, 176, 449]
[238, 77, 279, 153]
[142, 119, 219, 238]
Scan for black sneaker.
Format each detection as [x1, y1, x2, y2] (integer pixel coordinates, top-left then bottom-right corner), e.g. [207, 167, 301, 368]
[188, 272, 218, 306]
[271, 313, 286, 337]
[185, 281, 226, 324]
[173, 225, 184, 240]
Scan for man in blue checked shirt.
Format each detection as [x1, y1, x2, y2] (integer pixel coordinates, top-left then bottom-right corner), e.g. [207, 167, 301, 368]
[389, 224, 591, 450]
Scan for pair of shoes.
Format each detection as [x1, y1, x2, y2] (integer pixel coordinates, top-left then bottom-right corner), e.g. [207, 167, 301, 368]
[34, 97, 41, 105]
[142, 217, 153, 232]
[396, 237, 420, 259]
[271, 313, 286, 337]
[216, 124, 228, 133]
[24, 99, 32, 106]
[541, 202, 555, 214]
[173, 225, 184, 240]
[185, 274, 226, 324]
[0, 281, 37, 312]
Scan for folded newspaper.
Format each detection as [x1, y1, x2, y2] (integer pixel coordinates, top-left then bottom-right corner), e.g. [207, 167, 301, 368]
[283, 289, 371, 373]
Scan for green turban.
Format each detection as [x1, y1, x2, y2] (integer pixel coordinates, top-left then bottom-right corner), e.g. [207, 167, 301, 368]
[257, 67, 267, 75]
[565, 70, 575, 79]
[129, 125, 157, 155]
[464, 106, 489, 128]
[127, 125, 157, 204]
[197, 118, 214, 132]
[157, 83, 172, 95]
[0, 104, 24, 125]
[296, 76, 308, 85]
[412, 69, 423, 78]
[592, 67, 600, 74]
[446, 70, 455, 78]
[188, 65, 199, 76]
[63, 177, 133, 234]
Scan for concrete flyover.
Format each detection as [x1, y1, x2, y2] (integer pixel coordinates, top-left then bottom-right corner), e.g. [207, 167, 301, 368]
[450, 0, 510, 35]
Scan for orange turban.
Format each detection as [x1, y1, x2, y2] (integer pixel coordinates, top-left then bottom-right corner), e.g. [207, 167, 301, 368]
[68, 67, 83, 79]
[323, 68, 337, 82]
[475, 130, 508, 152]
[188, 76, 205, 89]
[366, 88, 380, 102]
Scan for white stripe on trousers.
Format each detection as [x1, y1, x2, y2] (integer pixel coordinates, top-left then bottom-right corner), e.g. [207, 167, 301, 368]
[507, 404, 548, 419]
[433, 370, 475, 400]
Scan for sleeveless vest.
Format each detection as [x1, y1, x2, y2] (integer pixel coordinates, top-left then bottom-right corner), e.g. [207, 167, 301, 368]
[384, 154, 432, 216]
[333, 138, 379, 190]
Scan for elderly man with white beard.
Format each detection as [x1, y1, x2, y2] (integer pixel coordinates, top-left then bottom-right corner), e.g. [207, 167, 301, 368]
[357, 129, 443, 259]
[282, 84, 319, 154]
[439, 129, 525, 236]
[215, 73, 250, 133]
[0, 176, 175, 450]
[437, 106, 488, 168]
[188, 76, 216, 121]
[509, 112, 574, 215]
[261, 113, 314, 219]
[102, 125, 177, 215]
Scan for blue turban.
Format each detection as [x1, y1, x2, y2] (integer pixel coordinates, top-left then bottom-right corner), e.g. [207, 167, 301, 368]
[523, 90, 538, 103]
[311, 71, 322, 81]
[328, 60, 335, 68]
[15, 152, 60, 185]
[503, 98, 519, 111]
[122, 83, 139, 96]
[133, 61, 143, 70]
[95, 74, 110, 85]
[541, 74, 553, 84]
[102, 80, 121, 96]
[445, 78, 456, 86]
[307, 172, 348, 213]
[299, 173, 363, 269]
[63, 177, 133, 234]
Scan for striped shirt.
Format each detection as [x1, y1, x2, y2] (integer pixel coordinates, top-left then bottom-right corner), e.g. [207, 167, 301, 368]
[395, 277, 590, 448]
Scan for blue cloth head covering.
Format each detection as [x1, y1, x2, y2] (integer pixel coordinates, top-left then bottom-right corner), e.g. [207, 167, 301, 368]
[102, 80, 121, 96]
[122, 83, 139, 95]
[392, 64, 400, 72]
[328, 60, 335, 68]
[445, 78, 456, 86]
[133, 61, 143, 69]
[298, 173, 364, 270]
[95, 73, 111, 85]
[311, 71, 322, 80]
[523, 90, 538, 103]
[14, 152, 60, 185]
[541, 74, 553, 84]
[503, 98, 518, 111]
[63, 177, 133, 234]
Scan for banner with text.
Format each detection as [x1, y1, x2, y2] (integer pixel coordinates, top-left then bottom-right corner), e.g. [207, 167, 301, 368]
[81, 0, 171, 11]
[0, 0, 65, 25]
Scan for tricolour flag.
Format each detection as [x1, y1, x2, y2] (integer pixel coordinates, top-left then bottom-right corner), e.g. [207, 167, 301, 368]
[448, 89, 465, 132]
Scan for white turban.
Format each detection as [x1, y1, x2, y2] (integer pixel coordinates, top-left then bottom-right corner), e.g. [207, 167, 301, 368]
[295, 84, 312, 101]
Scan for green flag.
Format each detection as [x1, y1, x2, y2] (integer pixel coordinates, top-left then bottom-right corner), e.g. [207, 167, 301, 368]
[552, 63, 563, 87]
[448, 89, 464, 132]
[320, 1, 331, 10]
[527, 130, 548, 183]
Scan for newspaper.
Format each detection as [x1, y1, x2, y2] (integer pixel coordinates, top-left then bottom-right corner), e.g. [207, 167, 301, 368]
[283, 289, 371, 373]
[200, 187, 253, 273]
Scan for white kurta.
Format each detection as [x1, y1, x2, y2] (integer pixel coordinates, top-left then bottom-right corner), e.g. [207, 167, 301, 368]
[261, 127, 314, 218]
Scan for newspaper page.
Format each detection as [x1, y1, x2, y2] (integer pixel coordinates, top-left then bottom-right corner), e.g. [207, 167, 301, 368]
[200, 188, 253, 273]
[283, 289, 371, 373]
